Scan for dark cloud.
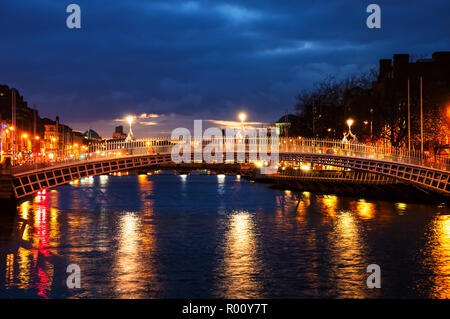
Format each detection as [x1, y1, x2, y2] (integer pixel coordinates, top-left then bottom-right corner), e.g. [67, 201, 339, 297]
[0, 0, 449, 136]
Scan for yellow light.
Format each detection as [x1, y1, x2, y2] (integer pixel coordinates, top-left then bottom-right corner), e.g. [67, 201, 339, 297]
[35, 136, 40, 140]
[239, 113, 247, 123]
[127, 116, 134, 125]
[300, 165, 310, 171]
[52, 138, 56, 142]
[22, 134, 28, 139]
[74, 143, 78, 147]
[346, 119, 354, 127]
[9, 126, 14, 131]
[254, 160, 263, 168]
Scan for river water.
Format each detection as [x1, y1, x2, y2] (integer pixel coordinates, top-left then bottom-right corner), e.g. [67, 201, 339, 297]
[0, 173, 449, 298]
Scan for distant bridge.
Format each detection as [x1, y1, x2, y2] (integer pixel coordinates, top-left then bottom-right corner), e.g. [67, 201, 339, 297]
[2, 137, 450, 199]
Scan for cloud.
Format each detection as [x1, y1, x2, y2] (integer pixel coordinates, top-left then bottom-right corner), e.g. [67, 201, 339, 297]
[139, 121, 159, 126]
[206, 120, 267, 127]
[1, 0, 450, 135]
[138, 113, 160, 119]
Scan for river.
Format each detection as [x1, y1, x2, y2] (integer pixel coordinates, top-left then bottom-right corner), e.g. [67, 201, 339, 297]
[0, 173, 449, 298]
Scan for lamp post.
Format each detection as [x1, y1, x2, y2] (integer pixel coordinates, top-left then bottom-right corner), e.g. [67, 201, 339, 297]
[347, 119, 354, 135]
[239, 113, 246, 130]
[420, 76, 423, 162]
[126, 116, 135, 142]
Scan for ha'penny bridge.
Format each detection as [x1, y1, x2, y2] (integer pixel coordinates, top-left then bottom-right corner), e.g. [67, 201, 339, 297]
[1, 137, 450, 201]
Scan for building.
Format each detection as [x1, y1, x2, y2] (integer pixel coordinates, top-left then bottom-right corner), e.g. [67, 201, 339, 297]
[377, 52, 450, 84]
[372, 51, 450, 147]
[0, 84, 86, 163]
[112, 125, 127, 139]
[276, 114, 298, 137]
[0, 85, 38, 134]
[41, 117, 84, 156]
[0, 85, 40, 161]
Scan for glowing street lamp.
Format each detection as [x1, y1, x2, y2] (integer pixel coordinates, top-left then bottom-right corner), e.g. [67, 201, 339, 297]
[239, 113, 246, 124]
[127, 115, 134, 126]
[238, 112, 247, 132]
[346, 118, 354, 135]
[125, 116, 135, 142]
[346, 119, 354, 130]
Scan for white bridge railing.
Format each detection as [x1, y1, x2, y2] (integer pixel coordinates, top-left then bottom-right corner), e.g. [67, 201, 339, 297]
[5, 137, 450, 175]
[278, 138, 450, 171]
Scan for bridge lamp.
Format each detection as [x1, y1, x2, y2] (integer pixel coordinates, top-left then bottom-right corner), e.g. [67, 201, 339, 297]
[346, 119, 354, 129]
[239, 113, 247, 128]
[300, 164, 311, 171]
[127, 116, 134, 126]
[346, 119, 354, 135]
[126, 116, 135, 141]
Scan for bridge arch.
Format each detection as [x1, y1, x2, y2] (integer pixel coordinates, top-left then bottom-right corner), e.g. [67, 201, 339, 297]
[280, 153, 450, 195]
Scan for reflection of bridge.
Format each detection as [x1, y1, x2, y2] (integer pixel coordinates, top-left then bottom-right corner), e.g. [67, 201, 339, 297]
[3, 137, 450, 199]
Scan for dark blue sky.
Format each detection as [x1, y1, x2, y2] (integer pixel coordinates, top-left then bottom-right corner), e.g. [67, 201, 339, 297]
[1, 0, 449, 137]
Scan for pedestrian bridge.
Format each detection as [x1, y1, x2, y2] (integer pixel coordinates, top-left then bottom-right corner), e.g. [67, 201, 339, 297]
[3, 138, 450, 199]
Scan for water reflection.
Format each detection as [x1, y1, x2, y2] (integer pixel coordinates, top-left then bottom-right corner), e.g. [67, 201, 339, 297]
[426, 214, 450, 298]
[328, 210, 368, 298]
[354, 199, 375, 220]
[321, 195, 338, 218]
[395, 202, 408, 215]
[217, 211, 263, 298]
[1, 189, 62, 298]
[113, 213, 144, 298]
[0, 175, 450, 298]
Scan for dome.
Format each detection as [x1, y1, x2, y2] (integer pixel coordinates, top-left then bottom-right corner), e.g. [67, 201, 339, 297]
[83, 129, 101, 140]
[276, 114, 298, 124]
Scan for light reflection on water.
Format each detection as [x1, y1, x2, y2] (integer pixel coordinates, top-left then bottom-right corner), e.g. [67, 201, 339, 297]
[425, 214, 450, 298]
[217, 211, 262, 298]
[0, 174, 449, 298]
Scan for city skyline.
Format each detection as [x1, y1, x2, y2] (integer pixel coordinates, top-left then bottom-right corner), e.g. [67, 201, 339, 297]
[1, 0, 450, 137]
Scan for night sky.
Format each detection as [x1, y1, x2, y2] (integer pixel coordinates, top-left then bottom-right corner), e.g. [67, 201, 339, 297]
[1, 0, 449, 137]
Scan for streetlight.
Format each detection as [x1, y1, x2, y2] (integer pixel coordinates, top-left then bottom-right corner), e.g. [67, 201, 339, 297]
[239, 113, 246, 124]
[238, 112, 247, 132]
[20, 133, 29, 155]
[347, 119, 354, 134]
[127, 115, 134, 127]
[126, 116, 135, 142]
